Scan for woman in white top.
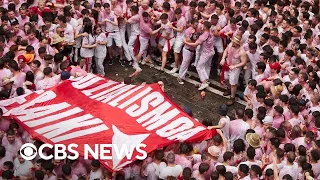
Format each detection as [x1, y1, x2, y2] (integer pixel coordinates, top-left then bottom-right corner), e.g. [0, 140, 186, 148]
[94, 25, 107, 76]
[80, 22, 96, 73]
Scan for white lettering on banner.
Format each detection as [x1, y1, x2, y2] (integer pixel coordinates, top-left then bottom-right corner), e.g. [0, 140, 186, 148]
[25, 107, 83, 127]
[0, 95, 27, 112]
[4, 91, 56, 116]
[126, 92, 164, 117]
[118, 87, 153, 109]
[50, 124, 109, 143]
[167, 126, 206, 140]
[137, 102, 179, 130]
[0, 90, 45, 112]
[72, 73, 104, 89]
[82, 81, 118, 96]
[71, 75, 207, 141]
[156, 117, 194, 137]
[97, 85, 136, 103]
[90, 84, 127, 101]
[2, 89, 109, 143]
[18, 103, 71, 122]
[108, 85, 145, 107]
[35, 114, 106, 139]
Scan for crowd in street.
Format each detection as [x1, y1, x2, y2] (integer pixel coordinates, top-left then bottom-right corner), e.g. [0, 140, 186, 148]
[0, 0, 320, 179]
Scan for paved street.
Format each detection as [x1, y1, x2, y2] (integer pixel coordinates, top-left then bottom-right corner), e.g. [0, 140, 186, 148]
[104, 62, 244, 125]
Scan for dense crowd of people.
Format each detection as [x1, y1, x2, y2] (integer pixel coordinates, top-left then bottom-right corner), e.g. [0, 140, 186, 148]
[0, 0, 319, 179]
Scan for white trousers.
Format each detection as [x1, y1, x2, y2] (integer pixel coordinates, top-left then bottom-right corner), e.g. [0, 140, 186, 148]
[119, 27, 132, 61]
[128, 34, 138, 61]
[244, 62, 252, 85]
[179, 47, 194, 80]
[196, 53, 215, 82]
[194, 45, 201, 66]
[95, 57, 105, 76]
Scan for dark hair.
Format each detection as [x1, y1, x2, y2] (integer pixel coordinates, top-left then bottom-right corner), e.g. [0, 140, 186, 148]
[43, 67, 53, 76]
[62, 164, 72, 176]
[91, 159, 100, 168]
[0, 145, 6, 158]
[160, 13, 169, 20]
[256, 62, 266, 72]
[223, 152, 234, 162]
[4, 161, 14, 170]
[251, 165, 262, 177]
[233, 139, 245, 153]
[2, 170, 13, 179]
[35, 170, 45, 180]
[43, 162, 54, 173]
[245, 109, 253, 119]
[210, 171, 219, 180]
[215, 165, 226, 175]
[235, 108, 244, 119]
[270, 138, 280, 148]
[57, 15, 67, 23]
[130, 5, 139, 13]
[239, 164, 249, 174]
[154, 149, 164, 161]
[83, 22, 93, 34]
[26, 45, 34, 53]
[8, 60, 19, 71]
[246, 146, 256, 160]
[199, 163, 210, 174]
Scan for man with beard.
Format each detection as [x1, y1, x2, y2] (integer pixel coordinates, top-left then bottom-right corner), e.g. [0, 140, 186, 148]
[220, 35, 247, 105]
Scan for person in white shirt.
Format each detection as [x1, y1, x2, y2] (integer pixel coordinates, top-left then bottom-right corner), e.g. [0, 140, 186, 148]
[143, 149, 167, 180]
[159, 152, 183, 179]
[35, 67, 61, 91]
[215, 152, 238, 176]
[124, 5, 140, 64]
[238, 147, 262, 168]
[279, 151, 299, 180]
[207, 104, 230, 148]
[14, 152, 33, 178]
[88, 160, 103, 180]
[30, 60, 44, 83]
[56, 15, 75, 45]
[263, 148, 285, 173]
[66, 11, 78, 31]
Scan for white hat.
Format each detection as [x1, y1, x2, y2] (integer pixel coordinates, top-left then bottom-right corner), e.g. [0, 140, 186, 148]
[262, 116, 273, 124]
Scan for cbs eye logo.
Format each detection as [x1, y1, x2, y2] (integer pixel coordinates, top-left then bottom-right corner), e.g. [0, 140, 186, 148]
[19, 143, 38, 161]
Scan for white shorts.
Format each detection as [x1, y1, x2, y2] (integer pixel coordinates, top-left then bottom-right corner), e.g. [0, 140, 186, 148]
[173, 38, 184, 53]
[139, 36, 149, 55]
[161, 37, 175, 52]
[225, 67, 241, 86]
[107, 32, 122, 47]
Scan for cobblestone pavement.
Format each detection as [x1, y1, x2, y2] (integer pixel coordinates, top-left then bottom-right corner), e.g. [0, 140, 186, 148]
[104, 62, 244, 125]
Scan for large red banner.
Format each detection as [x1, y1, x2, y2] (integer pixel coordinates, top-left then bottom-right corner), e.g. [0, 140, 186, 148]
[0, 74, 216, 171]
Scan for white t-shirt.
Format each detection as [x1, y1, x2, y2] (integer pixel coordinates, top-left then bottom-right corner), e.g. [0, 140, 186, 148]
[14, 159, 33, 177]
[144, 162, 167, 180]
[35, 75, 61, 90]
[159, 165, 183, 179]
[89, 168, 103, 180]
